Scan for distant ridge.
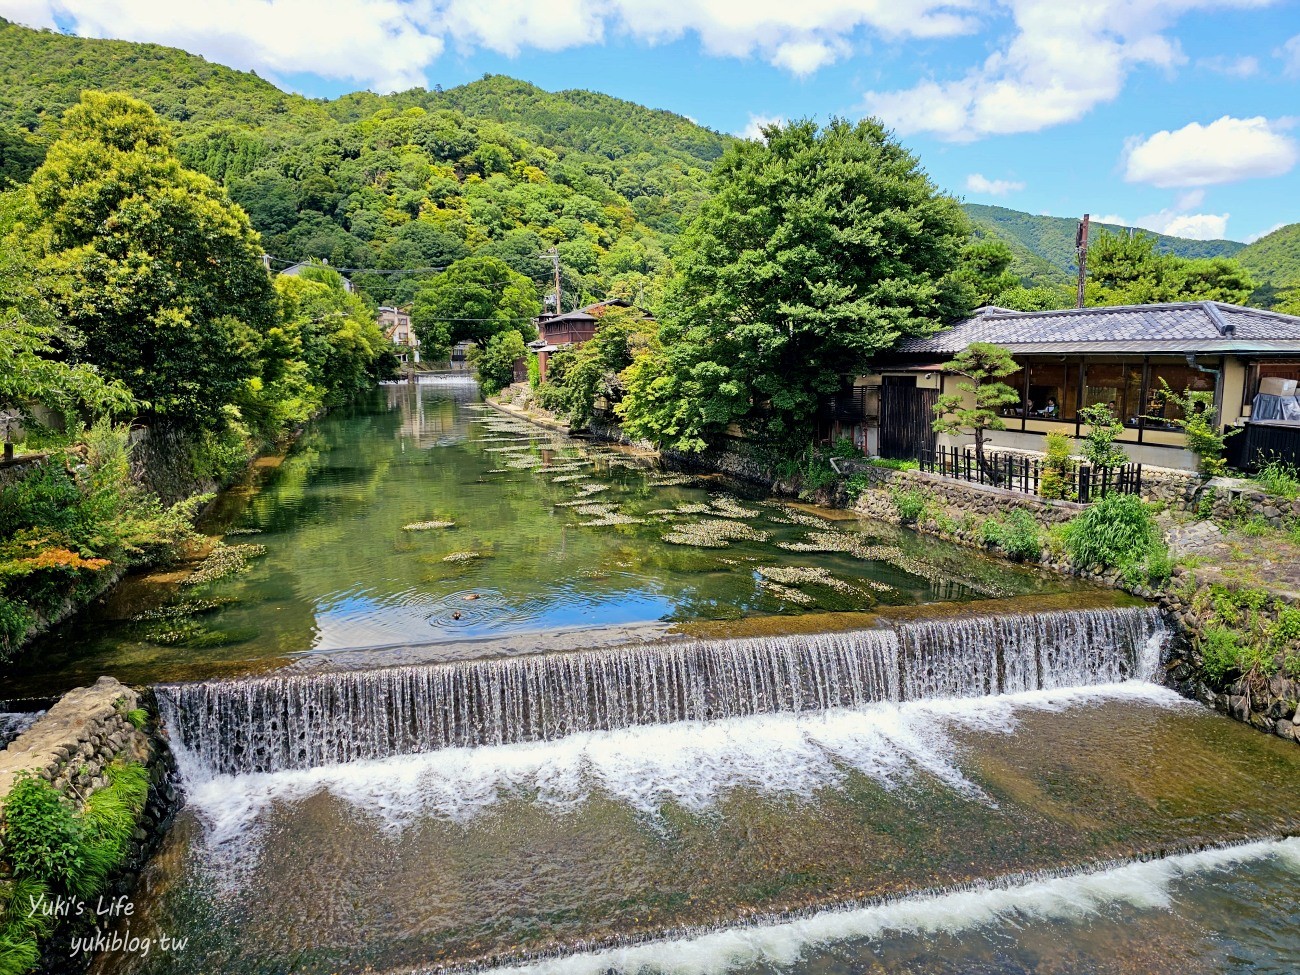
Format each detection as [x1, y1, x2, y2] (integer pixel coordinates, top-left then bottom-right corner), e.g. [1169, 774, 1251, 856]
[962, 204, 1245, 284]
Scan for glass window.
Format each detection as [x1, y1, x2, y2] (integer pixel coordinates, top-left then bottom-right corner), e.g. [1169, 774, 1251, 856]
[999, 366, 1027, 418]
[1146, 362, 1216, 429]
[1026, 362, 1077, 420]
[1084, 362, 1143, 428]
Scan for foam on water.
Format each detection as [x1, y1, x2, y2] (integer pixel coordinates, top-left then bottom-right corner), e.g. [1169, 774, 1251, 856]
[185, 682, 1188, 859]
[466, 837, 1300, 975]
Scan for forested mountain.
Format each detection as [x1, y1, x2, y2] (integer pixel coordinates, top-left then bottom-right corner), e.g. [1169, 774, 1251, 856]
[1237, 223, 1300, 307]
[0, 17, 728, 307]
[962, 204, 1245, 281]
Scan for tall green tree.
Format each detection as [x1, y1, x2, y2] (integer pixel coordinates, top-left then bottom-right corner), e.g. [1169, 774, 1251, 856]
[410, 255, 538, 359]
[619, 118, 970, 453]
[1088, 230, 1255, 306]
[0, 206, 132, 424]
[6, 91, 277, 428]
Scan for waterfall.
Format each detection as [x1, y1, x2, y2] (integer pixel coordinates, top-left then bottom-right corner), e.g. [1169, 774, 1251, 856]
[156, 606, 1165, 777]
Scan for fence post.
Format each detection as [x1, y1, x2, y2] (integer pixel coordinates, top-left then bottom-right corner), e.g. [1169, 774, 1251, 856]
[1078, 464, 1091, 503]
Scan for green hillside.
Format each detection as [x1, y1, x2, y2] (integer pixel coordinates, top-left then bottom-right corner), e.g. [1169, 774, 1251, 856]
[0, 17, 729, 307]
[962, 203, 1245, 279]
[1237, 223, 1300, 304]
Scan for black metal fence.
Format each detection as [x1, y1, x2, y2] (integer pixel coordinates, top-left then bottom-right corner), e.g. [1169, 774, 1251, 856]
[920, 446, 1142, 501]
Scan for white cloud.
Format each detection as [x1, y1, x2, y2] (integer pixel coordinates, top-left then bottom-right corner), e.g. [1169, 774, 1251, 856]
[1, 0, 985, 91]
[1124, 115, 1299, 187]
[1142, 210, 1231, 239]
[1196, 53, 1259, 76]
[1095, 213, 1129, 226]
[1246, 221, 1286, 243]
[3, 0, 446, 92]
[965, 173, 1025, 195]
[739, 113, 785, 140]
[1281, 34, 1300, 76]
[864, 0, 1274, 142]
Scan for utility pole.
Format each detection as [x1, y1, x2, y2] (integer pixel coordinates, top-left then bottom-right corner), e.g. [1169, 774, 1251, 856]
[547, 247, 562, 313]
[1075, 213, 1090, 309]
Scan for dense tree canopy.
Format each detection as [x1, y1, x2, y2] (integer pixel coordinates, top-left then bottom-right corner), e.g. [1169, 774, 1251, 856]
[410, 256, 539, 359]
[0, 207, 132, 423]
[620, 118, 971, 452]
[1086, 230, 1255, 306]
[3, 92, 278, 427]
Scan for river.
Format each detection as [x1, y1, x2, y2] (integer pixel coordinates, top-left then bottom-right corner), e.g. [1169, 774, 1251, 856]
[17, 378, 1300, 974]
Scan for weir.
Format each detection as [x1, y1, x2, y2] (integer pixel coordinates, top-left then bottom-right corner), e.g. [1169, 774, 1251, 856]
[156, 605, 1166, 776]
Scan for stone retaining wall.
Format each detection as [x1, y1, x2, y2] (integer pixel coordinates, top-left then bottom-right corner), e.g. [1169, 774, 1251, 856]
[0, 677, 177, 969]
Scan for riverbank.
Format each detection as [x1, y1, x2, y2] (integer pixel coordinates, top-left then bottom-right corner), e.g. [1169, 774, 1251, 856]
[0, 676, 176, 974]
[0, 419, 311, 670]
[488, 384, 1300, 748]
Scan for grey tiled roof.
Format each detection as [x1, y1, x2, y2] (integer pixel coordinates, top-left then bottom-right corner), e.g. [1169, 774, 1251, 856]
[897, 302, 1300, 355]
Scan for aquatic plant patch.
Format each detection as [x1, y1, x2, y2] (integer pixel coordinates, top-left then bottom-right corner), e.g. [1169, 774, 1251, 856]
[709, 495, 762, 519]
[663, 519, 772, 548]
[755, 565, 863, 594]
[759, 580, 815, 604]
[403, 521, 455, 531]
[184, 544, 267, 587]
[442, 551, 487, 563]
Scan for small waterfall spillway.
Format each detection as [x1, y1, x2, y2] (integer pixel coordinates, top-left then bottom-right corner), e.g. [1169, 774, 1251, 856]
[155, 605, 1166, 777]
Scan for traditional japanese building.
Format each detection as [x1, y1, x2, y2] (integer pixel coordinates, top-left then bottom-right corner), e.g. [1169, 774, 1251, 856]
[848, 302, 1300, 473]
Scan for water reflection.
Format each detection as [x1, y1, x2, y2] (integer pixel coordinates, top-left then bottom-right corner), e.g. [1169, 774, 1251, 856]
[12, 379, 1084, 694]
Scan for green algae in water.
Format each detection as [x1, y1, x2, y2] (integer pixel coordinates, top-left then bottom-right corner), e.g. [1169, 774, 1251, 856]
[9, 385, 1091, 695]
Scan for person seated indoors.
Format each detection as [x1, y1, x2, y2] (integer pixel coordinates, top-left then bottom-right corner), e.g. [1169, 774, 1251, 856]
[1040, 397, 1058, 418]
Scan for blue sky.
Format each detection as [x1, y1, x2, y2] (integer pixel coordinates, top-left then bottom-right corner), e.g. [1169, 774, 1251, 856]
[6, 0, 1300, 242]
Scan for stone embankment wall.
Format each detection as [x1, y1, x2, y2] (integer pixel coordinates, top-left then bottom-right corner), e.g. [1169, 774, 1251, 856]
[0, 676, 176, 899]
[1160, 579, 1300, 745]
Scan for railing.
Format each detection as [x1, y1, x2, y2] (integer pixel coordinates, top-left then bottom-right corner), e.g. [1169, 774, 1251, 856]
[920, 446, 1142, 501]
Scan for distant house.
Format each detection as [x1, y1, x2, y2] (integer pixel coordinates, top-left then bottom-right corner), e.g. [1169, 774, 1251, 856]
[378, 306, 419, 364]
[528, 299, 649, 383]
[843, 301, 1300, 473]
[277, 259, 355, 293]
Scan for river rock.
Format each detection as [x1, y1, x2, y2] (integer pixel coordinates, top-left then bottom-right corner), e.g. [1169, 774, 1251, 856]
[1276, 719, 1296, 740]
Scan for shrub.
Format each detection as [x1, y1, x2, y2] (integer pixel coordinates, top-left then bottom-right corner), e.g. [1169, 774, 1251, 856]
[1039, 432, 1076, 501]
[526, 354, 540, 389]
[980, 510, 1043, 561]
[1199, 625, 1243, 682]
[844, 472, 870, 501]
[1062, 493, 1160, 574]
[890, 487, 929, 524]
[1154, 382, 1236, 476]
[1077, 403, 1129, 470]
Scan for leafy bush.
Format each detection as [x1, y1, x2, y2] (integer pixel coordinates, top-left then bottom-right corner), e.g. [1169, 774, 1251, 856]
[0, 762, 149, 974]
[980, 510, 1043, 561]
[1199, 625, 1243, 682]
[1062, 493, 1161, 578]
[1154, 382, 1236, 476]
[890, 487, 929, 524]
[469, 329, 526, 397]
[1039, 432, 1076, 501]
[1077, 403, 1129, 470]
[1253, 460, 1300, 501]
[526, 354, 540, 390]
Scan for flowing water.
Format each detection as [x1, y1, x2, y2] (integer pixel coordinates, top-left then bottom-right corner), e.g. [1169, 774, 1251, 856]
[8, 380, 1299, 973]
